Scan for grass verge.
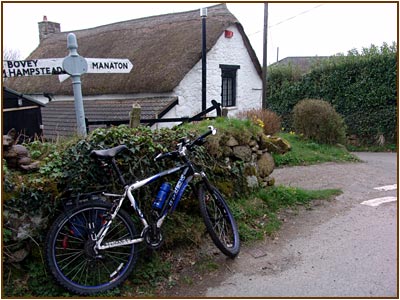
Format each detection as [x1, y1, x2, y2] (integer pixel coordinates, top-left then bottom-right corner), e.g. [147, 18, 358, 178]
[230, 185, 342, 242]
[273, 132, 359, 167]
[346, 143, 397, 152]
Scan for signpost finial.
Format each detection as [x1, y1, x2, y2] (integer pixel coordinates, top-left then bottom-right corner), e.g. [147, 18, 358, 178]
[67, 33, 78, 56]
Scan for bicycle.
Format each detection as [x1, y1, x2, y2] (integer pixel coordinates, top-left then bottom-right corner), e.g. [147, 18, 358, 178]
[45, 126, 240, 295]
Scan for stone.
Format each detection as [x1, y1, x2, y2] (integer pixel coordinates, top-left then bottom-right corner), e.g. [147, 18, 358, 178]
[257, 152, 275, 178]
[251, 144, 259, 152]
[232, 145, 252, 162]
[246, 175, 259, 188]
[263, 176, 275, 187]
[8, 246, 30, 263]
[3, 129, 39, 171]
[244, 163, 257, 176]
[129, 103, 141, 128]
[226, 136, 239, 147]
[249, 139, 258, 147]
[259, 135, 291, 154]
[222, 146, 233, 157]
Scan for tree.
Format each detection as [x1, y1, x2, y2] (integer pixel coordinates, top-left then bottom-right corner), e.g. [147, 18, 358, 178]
[3, 48, 21, 60]
[3, 48, 21, 82]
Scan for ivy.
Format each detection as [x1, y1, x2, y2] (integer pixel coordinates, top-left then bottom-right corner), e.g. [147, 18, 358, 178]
[3, 123, 251, 247]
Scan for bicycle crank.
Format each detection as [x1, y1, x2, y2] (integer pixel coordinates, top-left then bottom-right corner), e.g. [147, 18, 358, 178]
[143, 225, 164, 250]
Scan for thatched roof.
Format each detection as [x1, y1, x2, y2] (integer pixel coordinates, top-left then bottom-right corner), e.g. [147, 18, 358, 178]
[5, 4, 261, 96]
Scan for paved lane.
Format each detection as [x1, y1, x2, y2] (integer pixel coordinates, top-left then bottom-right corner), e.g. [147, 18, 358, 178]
[205, 152, 397, 297]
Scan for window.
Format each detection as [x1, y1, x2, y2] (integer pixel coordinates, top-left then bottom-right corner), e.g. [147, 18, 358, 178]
[220, 65, 240, 107]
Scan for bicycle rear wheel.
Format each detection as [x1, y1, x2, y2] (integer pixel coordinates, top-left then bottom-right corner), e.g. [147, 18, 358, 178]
[198, 183, 240, 258]
[45, 201, 138, 295]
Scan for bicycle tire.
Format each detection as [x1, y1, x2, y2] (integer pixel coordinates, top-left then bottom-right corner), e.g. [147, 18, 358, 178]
[45, 201, 138, 295]
[198, 183, 240, 258]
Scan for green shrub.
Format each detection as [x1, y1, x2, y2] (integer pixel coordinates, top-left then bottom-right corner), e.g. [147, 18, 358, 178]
[292, 99, 346, 145]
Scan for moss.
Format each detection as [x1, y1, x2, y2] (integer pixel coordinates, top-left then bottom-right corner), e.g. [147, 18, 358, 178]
[243, 163, 257, 176]
[215, 181, 234, 197]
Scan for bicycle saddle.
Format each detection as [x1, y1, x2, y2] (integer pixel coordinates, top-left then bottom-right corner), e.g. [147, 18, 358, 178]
[90, 145, 128, 159]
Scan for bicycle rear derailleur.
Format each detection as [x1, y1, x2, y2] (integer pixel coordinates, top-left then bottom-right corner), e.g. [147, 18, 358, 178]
[143, 224, 164, 250]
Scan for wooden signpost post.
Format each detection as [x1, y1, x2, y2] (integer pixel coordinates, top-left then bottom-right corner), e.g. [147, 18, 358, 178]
[3, 32, 133, 137]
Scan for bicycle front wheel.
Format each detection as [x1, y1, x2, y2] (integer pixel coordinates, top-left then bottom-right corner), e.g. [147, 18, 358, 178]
[198, 183, 240, 258]
[45, 201, 138, 295]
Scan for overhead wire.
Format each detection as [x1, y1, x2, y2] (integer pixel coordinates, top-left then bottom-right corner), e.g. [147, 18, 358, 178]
[247, 4, 324, 37]
[269, 4, 324, 28]
[247, 4, 324, 64]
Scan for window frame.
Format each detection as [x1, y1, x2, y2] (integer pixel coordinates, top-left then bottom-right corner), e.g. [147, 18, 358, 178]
[220, 64, 240, 107]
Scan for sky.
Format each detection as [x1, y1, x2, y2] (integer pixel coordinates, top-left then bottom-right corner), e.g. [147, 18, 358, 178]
[2, 2, 398, 65]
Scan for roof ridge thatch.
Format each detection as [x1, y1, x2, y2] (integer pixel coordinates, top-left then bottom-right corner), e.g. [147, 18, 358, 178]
[71, 4, 234, 34]
[5, 3, 260, 96]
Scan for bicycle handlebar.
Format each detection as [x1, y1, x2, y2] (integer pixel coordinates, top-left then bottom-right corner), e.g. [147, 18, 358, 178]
[187, 125, 216, 149]
[154, 126, 216, 162]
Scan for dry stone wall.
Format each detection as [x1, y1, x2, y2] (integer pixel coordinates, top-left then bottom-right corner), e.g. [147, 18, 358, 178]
[217, 134, 290, 189]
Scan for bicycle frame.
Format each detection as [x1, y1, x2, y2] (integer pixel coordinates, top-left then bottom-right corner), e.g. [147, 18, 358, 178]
[95, 160, 202, 251]
[45, 126, 240, 295]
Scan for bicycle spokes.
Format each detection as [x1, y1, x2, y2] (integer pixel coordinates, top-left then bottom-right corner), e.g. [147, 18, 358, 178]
[47, 204, 137, 294]
[205, 194, 234, 247]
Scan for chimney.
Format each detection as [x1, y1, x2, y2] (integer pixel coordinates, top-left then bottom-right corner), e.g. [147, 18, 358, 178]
[38, 15, 61, 42]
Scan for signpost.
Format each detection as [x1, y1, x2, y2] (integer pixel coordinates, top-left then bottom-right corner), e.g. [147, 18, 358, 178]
[2, 32, 133, 137]
[3, 57, 133, 78]
[3, 58, 64, 78]
[62, 33, 88, 137]
[86, 58, 133, 74]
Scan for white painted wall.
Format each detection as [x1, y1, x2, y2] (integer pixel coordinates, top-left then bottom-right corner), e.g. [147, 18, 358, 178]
[171, 24, 262, 120]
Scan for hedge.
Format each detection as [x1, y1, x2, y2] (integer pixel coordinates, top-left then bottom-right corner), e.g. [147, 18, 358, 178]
[267, 42, 397, 145]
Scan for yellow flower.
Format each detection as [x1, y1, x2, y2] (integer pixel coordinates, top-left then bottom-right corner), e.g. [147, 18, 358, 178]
[256, 119, 264, 128]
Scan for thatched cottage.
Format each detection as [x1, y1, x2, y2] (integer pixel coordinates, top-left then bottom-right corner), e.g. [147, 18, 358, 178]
[5, 4, 262, 139]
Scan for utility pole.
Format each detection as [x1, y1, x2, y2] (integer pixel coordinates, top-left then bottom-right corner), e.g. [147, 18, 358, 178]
[262, 2, 269, 109]
[277, 46, 279, 62]
[200, 7, 207, 111]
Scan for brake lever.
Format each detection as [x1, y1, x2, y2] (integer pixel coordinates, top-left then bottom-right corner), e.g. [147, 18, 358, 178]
[154, 153, 163, 162]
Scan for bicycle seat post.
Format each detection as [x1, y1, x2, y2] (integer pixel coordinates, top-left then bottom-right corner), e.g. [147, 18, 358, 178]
[110, 158, 127, 187]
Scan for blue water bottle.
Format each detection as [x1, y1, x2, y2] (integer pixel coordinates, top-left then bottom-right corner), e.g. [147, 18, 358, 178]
[152, 182, 171, 210]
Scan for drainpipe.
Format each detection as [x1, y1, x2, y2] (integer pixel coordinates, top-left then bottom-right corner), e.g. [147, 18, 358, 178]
[200, 7, 207, 111]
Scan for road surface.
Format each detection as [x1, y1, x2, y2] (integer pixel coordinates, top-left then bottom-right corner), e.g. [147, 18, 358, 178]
[169, 152, 398, 298]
